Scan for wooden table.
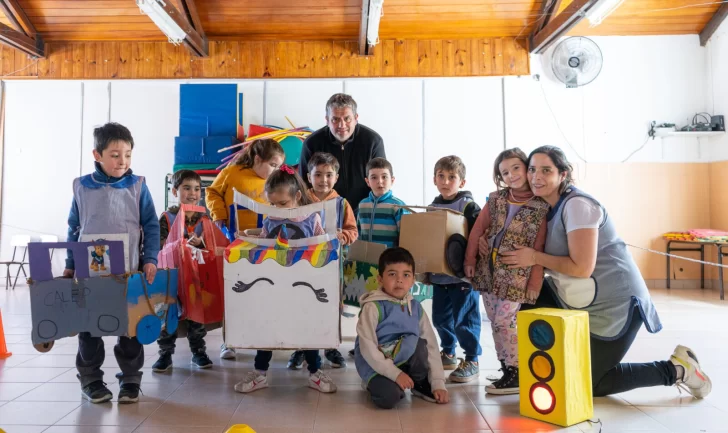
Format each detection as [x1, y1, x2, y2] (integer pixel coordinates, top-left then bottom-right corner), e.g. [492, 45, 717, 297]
[666, 240, 728, 300]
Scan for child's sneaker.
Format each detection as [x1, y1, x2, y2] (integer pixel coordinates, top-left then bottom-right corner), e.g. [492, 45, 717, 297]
[440, 351, 458, 370]
[349, 349, 356, 358]
[485, 366, 519, 395]
[81, 381, 113, 404]
[449, 359, 480, 383]
[287, 351, 305, 370]
[220, 344, 236, 360]
[118, 383, 141, 404]
[324, 349, 347, 368]
[411, 381, 437, 403]
[309, 370, 337, 393]
[234, 371, 269, 393]
[191, 350, 213, 369]
[152, 352, 173, 372]
[670, 345, 712, 399]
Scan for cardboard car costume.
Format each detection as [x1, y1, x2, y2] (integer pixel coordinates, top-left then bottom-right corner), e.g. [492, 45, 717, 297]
[28, 240, 178, 352]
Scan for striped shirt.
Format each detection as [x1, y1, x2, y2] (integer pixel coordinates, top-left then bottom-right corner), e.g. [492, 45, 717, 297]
[357, 190, 409, 248]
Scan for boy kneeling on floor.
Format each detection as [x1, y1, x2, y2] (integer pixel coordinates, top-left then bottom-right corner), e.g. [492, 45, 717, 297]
[354, 247, 449, 409]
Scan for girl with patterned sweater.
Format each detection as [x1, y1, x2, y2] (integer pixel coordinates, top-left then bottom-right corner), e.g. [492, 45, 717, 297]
[463, 148, 548, 395]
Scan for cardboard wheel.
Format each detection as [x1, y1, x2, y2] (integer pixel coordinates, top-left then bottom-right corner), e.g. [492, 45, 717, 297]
[445, 233, 468, 278]
[136, 314, 162, 345]
[34, 341, 54, 353]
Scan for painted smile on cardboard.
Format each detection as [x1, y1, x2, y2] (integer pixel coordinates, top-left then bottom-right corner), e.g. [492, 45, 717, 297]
[232, 278, 329, 303]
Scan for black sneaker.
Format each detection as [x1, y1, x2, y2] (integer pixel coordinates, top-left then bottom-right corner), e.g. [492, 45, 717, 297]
[191, 351, 213, 369]
[324, 349, 347, 368]
[348, 349, 355, 358]
[152, 352, 173, 373]
[81, 381, 112, 404]
[485, 366, 519, 395]
[287, 350, 305, 370]
[118, 383, 141, 404]
[411, 380, 437, 403]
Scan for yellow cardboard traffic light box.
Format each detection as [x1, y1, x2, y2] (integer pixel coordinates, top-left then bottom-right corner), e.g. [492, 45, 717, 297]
[518, 308, 593, 427]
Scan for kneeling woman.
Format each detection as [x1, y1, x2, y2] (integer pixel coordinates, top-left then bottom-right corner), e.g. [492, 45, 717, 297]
[500, 146, 711, 398]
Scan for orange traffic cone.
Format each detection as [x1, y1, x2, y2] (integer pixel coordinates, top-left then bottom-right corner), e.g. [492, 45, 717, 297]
[0, 309, 12, 359]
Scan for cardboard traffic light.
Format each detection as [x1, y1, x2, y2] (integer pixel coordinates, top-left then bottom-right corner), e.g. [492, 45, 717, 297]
[518, 308, 593, 427]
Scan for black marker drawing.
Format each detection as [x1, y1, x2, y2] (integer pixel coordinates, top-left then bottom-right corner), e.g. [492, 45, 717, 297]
[293, 282, 329, 303]
[233, 278, 274, 293]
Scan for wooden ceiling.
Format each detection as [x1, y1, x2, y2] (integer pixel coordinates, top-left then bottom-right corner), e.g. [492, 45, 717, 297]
[0, 0, 722, 42]
[565, 0, 722, 36]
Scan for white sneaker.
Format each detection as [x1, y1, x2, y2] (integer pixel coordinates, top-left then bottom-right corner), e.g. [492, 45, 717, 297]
[309, 370, 337, 393]
[220, 344, 236, 360]
[234, 371, 269, 393]
[670, 345, 712, 399]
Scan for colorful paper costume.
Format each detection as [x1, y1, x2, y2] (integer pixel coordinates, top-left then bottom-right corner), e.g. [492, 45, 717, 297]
[518, 308, 593, 427]
[224, 191, 341, 349]
[158, 204, 230, 324]
[28, 240, 178, 352]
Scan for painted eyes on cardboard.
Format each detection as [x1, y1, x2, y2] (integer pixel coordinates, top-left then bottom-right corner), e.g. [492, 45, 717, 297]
[232, 279, 329, 303]
[232, 278, 273, 293]
[293, 282, 329, 303]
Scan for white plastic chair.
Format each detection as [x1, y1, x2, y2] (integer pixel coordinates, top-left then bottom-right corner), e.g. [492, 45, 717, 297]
[0, 235, 31, 290]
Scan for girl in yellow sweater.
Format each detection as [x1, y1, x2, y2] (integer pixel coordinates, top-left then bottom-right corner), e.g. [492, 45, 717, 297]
[205, 138, 285, 359]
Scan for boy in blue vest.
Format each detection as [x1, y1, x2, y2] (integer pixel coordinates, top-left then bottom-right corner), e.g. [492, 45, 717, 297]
[429, 156, 482, 383]
[152, 169, 213, 373]
[63, 122, 160, 404]
[355, 247, 448, 409]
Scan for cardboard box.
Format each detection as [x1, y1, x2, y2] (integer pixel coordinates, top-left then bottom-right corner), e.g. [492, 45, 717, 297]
[224, 194, 341, 349]
[343, 241, 386, 307]
[348, 240, 387, 264]
[518, 308, 593, 427]
[343, 240, 434, 307]
[399, 208, 468, 277]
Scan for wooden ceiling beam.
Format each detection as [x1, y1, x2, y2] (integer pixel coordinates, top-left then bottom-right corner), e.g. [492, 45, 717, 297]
[536, 0, 563, 34]
[0, 0, 44, 58]
[700, 3, 728, 46]
[0, 0, 37, 38]
[180, 0, 206, 41]
[530, 0, 599, 54]
[138, 0, 208, 57]
[0, 22, 44, 58]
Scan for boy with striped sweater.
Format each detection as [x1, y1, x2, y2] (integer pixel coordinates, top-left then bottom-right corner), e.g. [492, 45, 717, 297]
[357, 158, 409, 248]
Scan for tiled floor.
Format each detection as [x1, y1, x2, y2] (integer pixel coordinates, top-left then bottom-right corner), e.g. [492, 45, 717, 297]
[1, 283, 727, 433]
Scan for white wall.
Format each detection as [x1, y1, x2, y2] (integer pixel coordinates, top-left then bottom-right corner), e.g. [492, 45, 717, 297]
[1, 81, 83, 274]
[1, 34, 716, 264]
[705, 19, 728, 161]
[511, 35, 712, 165]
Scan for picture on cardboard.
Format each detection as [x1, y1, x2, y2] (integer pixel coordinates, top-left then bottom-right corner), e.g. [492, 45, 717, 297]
[79, 233, 131, 274]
